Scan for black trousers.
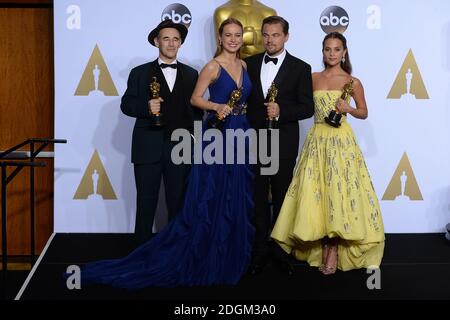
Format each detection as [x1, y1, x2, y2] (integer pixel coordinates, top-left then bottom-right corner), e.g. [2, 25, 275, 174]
[252, 157, 297, 259]
[133, 143, 191, 243]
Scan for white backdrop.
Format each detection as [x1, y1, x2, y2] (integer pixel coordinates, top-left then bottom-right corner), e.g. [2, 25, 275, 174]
[54, 0, 450, 233]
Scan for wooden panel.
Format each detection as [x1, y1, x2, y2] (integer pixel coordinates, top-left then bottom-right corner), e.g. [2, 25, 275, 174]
[0, 7, 53, 151]
[0, 159, 53, 255]
[0, 5, 53, 255]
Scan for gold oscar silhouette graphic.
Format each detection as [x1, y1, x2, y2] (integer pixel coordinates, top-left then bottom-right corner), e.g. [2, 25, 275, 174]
[325, 78, 354, 128]
[149, 77, 164, 126]
[214, 0, 277, 58]
[382, 152, 423, 201]
[266, 81, 278, 129]
[75, 44, 118, 96]
[387, 49, 429, 100]
[208, 87, 243, 130]
[74, 150, 117, 200]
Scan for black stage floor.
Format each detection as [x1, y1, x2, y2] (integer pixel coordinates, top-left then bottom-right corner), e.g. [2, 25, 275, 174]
[10, 233, 450, 300]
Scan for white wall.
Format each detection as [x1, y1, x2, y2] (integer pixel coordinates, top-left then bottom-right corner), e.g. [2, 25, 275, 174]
[54, 0, 450, 232]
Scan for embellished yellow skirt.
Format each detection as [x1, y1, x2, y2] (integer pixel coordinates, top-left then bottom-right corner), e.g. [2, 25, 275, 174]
[271, 121, 385, 271]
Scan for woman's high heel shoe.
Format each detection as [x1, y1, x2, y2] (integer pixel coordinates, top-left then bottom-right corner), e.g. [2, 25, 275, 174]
[321, 245, 338, 275]
[318, 244, 329, 272]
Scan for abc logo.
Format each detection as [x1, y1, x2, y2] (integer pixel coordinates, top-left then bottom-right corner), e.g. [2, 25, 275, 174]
[161, 3, 192, 28]
[320, 6, 349, 34]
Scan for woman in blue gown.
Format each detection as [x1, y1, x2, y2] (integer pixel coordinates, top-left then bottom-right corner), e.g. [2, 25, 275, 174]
[81, 18, 254, 289]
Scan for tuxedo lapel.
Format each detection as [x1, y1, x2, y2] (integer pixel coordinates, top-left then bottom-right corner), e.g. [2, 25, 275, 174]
[272, 51, 292, 88]
[172, 63, 184, 93]
[150, 59, 171, 98]
[252, 54, 265, 101]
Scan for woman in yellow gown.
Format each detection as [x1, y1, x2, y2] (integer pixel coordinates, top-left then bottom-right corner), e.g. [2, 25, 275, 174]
[271, 32, 385, 275]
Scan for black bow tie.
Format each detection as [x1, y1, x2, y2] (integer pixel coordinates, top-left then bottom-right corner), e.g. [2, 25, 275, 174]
[264, 55, 278, 65]
[160, 63, 177, 69]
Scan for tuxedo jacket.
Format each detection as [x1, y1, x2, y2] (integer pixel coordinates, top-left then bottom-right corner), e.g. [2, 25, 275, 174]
[245, 52, 314, 159]
[120, 59, 202, 164]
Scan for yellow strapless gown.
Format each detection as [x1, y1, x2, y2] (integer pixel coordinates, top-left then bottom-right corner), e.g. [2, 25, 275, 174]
[271, 90, 385, 271]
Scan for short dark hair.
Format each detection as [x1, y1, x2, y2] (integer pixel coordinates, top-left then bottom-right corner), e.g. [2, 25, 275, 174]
[262, 16, 289, 34]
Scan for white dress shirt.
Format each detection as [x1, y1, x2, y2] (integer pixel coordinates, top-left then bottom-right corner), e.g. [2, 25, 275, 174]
[260, 49, 286, 99]
[158, 58, 177, 92]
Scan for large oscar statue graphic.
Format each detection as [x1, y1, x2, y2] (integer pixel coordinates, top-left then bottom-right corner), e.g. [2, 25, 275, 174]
[149, 76, 164, 126]
[208, 87, 243, 130]
[325, 78, 354, 128]
[214, 0, 276, 58]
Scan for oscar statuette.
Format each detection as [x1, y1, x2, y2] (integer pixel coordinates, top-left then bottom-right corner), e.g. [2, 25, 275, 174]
[149, 77, 164, 126]
[266, 82, 278, 129]
[324, 78, 354, 128]
[214, 0, 277, 58]
[208, 87, 243, 130]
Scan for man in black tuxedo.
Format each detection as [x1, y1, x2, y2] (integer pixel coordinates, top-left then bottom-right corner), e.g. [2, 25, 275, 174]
[245, 16, 314, 274]
[121, 20, 203, 244]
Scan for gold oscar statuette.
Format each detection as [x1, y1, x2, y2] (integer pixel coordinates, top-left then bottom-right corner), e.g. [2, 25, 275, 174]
[214, 0, 277, 58]
[208, 87, 243, 129]
[324, 78, 354, 128]
[149, 76, 164, 126]
[266, 81, 278, 129]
